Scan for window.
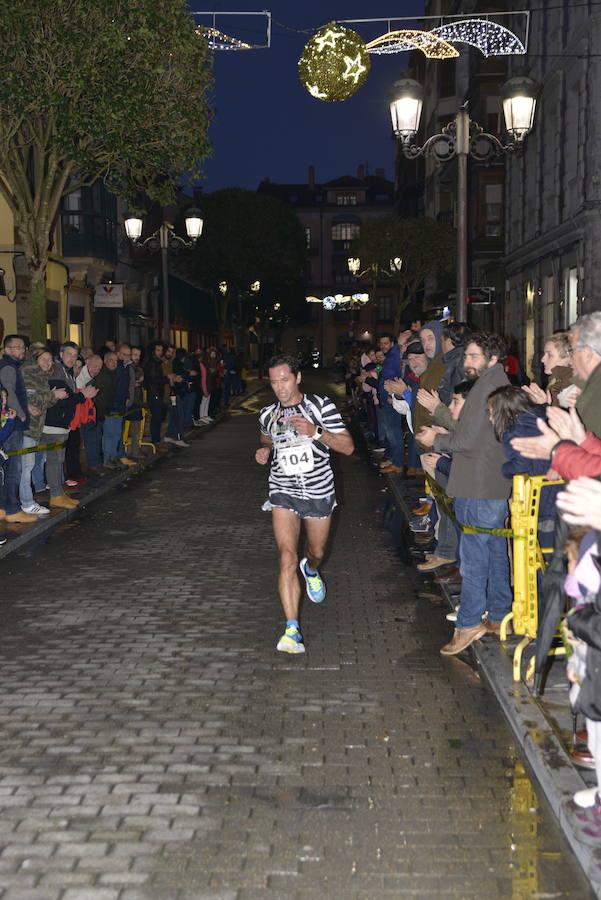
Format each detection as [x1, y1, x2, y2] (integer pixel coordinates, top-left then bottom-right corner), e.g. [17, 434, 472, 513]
[331, 222, 360, 242]
[484, 183, 503, 237]
[564, 267, 579, 326]
[332, 256, 353, 284]
[336, 194, 357, 206]
[378, 295, 395, 321]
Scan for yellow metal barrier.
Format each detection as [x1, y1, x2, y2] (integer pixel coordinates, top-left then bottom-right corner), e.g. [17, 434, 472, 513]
[508, 474, 565, 681]
[123, 404, 156, 455]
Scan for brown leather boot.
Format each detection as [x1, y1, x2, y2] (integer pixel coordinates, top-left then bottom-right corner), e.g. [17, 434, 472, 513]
[5, 509, 37, 524]
[50, 494, 79, 509]
[440, 624, 487, 655]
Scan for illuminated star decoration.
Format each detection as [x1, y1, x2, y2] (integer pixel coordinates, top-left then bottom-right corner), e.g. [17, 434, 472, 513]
[196, 25, 251, 51]
[314, 27, 346, 52]
[343, 53, 368, 84]
[366, 30, 459, 59]
[431, 19, 526, 57]
[299, 22, 371, 102]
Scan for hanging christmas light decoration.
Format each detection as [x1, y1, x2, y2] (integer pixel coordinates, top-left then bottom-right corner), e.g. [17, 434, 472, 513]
[299, 22, 371, 102]
[196, 25, 252, 51]
[431, 19, 526, 57]
[367, 29, 458, 59]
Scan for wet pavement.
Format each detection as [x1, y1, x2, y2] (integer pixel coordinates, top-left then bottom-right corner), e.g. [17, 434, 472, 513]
[0, 375, 593, 898]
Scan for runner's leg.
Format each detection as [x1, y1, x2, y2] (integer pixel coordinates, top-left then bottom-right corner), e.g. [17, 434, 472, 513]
[272, 507, 302, 620]
[303, 515, 332, 573]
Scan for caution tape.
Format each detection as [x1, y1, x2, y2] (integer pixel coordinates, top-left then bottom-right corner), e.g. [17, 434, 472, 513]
[425, 475, 520, 538]
[5, 439, 67, 457]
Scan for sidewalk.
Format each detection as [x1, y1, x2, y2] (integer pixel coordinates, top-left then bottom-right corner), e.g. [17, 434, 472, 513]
[383, 463, 601, 895]
[0, 377, 266, 562]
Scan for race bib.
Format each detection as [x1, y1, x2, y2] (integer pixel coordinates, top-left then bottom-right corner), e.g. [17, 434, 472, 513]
[277, 440, 314, 476]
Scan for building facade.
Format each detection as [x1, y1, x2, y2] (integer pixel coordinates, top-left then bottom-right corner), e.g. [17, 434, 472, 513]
[401, 0, 601, 372]
[258, 165, 397, 361]
[503, 0, 601, 371]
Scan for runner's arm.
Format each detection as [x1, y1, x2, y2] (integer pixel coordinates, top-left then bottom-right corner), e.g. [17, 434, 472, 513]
[320, 427, 354, 456]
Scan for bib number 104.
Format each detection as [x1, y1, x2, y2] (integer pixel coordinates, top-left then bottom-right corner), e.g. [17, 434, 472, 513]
[278, 445, 314, 476]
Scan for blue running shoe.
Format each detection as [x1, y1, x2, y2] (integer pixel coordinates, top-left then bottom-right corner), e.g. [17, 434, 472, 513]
[276, 625, 305, 654]
[299, 557, 326, 603]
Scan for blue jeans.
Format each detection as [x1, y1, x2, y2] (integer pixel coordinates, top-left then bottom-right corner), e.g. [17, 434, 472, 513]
[103, 415, 124, 460]
[183, 391, 195, 428]
[381, 403, 405, 467]
[19, 435, 37, 507]
[0, 429, 23, 514]
[82, 421, 103, 469]
[435, 471, 460, 563]
[166, 396, 184, 440]
[32, 450, 46, 492]
[454, 497, 513, 629]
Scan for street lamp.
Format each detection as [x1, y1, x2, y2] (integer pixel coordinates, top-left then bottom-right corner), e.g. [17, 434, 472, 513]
[124, 206, 204, 343]
[389, 74, 538, 321]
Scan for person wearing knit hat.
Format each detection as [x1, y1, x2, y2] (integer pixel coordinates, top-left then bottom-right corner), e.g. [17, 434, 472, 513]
[413, 320, 447, 453]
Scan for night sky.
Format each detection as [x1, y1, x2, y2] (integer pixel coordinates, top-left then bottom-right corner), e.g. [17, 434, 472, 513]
[200, 1, 425, 192]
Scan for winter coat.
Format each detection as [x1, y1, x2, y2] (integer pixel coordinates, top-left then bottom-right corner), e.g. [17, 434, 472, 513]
[143, 356, 167, 400]
[553, 433, 601, 480]
[433, 363, 511, 500]
[548, 365, 573, 406]
[21, 357, 56, 442]
[500, 407, 560, 521]
[577, 362, 601, 438]
[0, 354, 28, 429]
[414, 353, 447, 444]
[93, 366, 117, 422]
[437, 344, 465, 405]
[378, 344, 402, 404]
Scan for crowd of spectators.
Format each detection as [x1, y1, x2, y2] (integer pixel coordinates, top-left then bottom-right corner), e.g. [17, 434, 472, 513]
[354, 310, 601, 828]
[0, 336, 245, 530]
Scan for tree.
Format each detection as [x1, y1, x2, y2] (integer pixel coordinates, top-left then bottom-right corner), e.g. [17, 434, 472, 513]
[350, 216, 456, 330]
[0, 0, 213, 339]
[188, 189, 307, 355]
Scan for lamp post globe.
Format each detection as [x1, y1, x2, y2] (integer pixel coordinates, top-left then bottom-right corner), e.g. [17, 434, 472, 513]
[501, 76, 538, 142]
[124, 212, 143, 242]
[389, 77, 424, 142]
[184, 207, 204, 241]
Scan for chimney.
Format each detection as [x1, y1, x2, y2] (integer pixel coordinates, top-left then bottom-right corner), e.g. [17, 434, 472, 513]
[375, 167, 385, 179]
[357, 164, 365, 180]
[308, 164, 315, 189]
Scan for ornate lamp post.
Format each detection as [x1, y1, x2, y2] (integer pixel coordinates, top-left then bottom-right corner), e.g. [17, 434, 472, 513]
[124, 207, 203, 343]
[389, 75, 537, 322]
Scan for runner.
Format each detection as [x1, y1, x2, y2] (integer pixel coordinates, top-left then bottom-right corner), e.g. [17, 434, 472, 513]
[255, 353, 354, 654]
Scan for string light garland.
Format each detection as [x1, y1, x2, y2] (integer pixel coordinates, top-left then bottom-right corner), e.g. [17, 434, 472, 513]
[367, 30, 459, 59]
[432, 19, 526, 57]
[298, 22, 371, 102]
[196, 25, 252, 50]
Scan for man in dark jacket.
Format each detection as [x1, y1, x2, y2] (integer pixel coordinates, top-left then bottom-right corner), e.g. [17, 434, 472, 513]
[102, 351, 135, 468]
[144, 342, 168, 445]
[377, 333, 405, 473]
[0, 334, 38, 523]
[418, 333, 512, 655]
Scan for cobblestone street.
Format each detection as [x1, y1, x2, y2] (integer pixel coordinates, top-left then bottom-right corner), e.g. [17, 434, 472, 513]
[0, 378, 593, 899]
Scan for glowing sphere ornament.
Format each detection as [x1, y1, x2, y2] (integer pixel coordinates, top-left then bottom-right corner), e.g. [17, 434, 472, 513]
[299, 22, 371, 102]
